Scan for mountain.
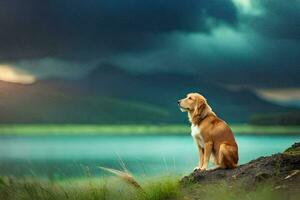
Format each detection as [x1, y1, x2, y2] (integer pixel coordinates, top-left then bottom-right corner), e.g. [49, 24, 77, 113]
[0, 80, 169, 124]
[0, 63, 294, 124]
[83, 63, 291, 123]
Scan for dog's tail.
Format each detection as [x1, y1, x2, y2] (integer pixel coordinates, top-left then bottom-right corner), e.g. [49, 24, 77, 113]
[99, 166, 144, 192]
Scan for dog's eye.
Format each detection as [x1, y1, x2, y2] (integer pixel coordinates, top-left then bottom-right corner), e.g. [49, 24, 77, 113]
[188, 97, 192, 100]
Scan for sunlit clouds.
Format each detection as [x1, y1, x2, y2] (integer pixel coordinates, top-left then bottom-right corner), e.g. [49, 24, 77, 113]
[256, 88, 300, 106]
[0, 65, 36, 84]
[232, 0, 264, 16]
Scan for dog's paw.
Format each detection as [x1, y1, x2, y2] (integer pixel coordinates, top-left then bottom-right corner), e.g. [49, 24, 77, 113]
[207, 166, 220, 171]
[193, 166, 200, 171]
[200, 166, 208, 171]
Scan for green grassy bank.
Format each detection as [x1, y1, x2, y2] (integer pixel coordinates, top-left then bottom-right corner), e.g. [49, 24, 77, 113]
[0, 124, 300, 135]
[0, 176, 298, 200]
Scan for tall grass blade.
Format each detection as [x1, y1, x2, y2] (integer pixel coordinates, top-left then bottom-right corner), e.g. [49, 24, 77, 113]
[98, 166, 144, 193]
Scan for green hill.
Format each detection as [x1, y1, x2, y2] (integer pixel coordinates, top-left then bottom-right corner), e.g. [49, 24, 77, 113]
[0, 81, 169, 124]
[0, 64, 295, 124]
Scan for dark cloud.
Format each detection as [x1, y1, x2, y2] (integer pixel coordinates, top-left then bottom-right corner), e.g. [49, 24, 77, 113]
[0, 0, 237, 61]
[244, 0, 300, 40]
[0, 0, 299, 88]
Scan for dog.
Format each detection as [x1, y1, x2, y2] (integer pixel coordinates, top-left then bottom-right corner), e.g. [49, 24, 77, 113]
[178, 93, 238, 171]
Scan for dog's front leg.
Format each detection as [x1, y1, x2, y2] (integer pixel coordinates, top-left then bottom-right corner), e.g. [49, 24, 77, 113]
[194, 145, 204, 171]
[201, 141, 213, 171]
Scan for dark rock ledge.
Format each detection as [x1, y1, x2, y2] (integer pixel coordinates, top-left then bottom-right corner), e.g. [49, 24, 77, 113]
[181, 143, 300, 190]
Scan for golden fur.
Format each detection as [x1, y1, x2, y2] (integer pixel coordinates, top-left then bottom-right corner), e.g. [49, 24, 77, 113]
[178, 93, 238, 170]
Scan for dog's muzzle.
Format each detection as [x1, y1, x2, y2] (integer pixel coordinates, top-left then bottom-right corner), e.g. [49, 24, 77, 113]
[178, 101, 188, 112]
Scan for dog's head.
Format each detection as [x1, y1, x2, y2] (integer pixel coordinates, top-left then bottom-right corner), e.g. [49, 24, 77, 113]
[178, 93, 206, 112]
[178, 93, 211, 122]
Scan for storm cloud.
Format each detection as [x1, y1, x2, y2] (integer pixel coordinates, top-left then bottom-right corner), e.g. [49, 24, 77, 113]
[0, 0, 299, 86]
[0, 0, 237, 61]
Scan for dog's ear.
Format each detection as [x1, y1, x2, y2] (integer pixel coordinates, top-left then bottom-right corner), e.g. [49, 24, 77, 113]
[193, 99, 206, 118]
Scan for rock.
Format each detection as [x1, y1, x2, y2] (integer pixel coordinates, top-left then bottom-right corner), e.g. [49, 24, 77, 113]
[181, 142, 300, 189]
[284, 142, 300, 156]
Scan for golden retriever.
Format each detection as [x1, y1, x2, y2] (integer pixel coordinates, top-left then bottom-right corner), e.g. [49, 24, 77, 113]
[178, 93, 238, 171]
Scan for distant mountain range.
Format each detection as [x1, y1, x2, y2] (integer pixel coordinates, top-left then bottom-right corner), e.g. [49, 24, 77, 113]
[0, 63, 294, 124]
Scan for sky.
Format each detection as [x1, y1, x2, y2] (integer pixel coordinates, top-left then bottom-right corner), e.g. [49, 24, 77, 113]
[0, 0, 299, 90]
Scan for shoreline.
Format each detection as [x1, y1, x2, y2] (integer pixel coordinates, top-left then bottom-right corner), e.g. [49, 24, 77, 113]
[0, 124, 300, 135]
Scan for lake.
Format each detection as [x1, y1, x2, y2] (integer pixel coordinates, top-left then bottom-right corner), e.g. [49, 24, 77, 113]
[0, 134, 299, 179]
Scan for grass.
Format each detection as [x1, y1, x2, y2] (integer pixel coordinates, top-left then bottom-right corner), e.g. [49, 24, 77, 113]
[0, 124, 300, 135]
[1, 176, 299, 200]
[0, 176, 182, 200]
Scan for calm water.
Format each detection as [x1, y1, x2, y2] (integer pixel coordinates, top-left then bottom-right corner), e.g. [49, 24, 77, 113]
[0, 134, 299, 178]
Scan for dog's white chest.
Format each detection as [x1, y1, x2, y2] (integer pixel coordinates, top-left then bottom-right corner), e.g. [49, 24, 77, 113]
[191, 124, 205, 148]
